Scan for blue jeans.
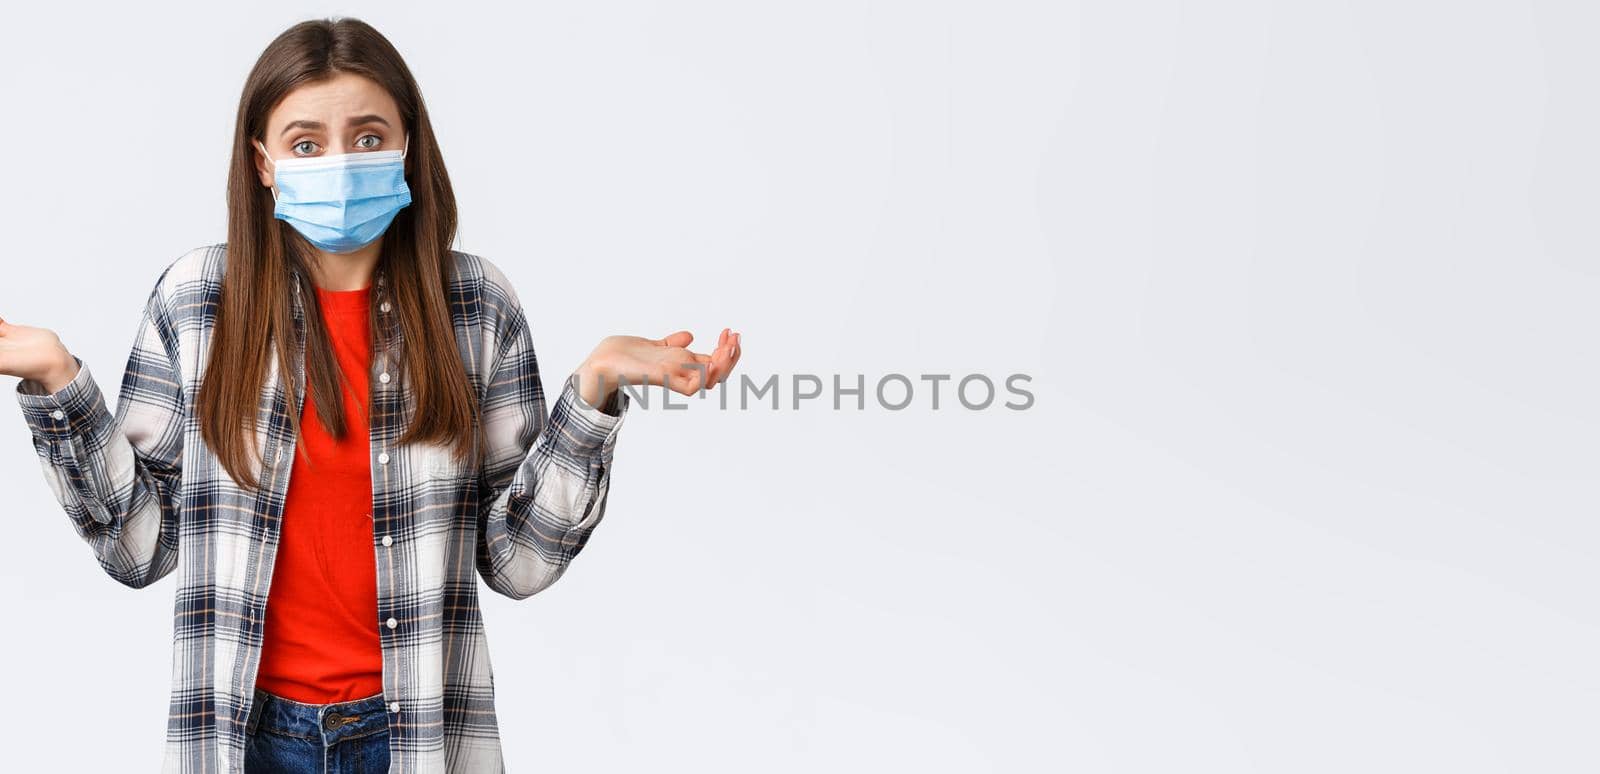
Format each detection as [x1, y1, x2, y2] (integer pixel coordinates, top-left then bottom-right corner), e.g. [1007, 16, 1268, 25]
[244, 687, 391, 774]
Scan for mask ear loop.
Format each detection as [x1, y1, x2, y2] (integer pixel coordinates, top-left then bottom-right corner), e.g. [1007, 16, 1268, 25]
[254, 140, 280, 203]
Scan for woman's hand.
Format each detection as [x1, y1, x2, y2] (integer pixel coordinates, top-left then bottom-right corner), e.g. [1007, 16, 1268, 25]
[0, 316, 78, 393]
[575, 328, 742, 408]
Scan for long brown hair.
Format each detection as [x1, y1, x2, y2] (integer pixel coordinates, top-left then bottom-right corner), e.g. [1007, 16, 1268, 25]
[199, 17, 478, 492]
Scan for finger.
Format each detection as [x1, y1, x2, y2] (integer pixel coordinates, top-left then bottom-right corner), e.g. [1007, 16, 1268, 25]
[662, 362, 689, 388]
[690, 329, 727, 380]
[665, 349, 713, 387]
[678, 360, 712, 392]
[711, 330, 739, 386]
[659, 330, 694, 349]
[661, 362, 697, 391]
[697, 348, 727, 389]
[726, 331, 742, 377]
[690, 343, 727, 390]
[667, 368, 703, 396]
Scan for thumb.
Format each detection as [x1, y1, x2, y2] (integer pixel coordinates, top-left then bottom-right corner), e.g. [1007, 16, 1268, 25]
[659, 330, 694, 348]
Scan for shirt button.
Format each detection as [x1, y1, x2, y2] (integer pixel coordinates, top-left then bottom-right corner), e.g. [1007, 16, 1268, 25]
[50, 409, 64, 420]
[389, 702, 401, 713]
[379, 372, 391, 384]
[382, 535, 393, 547]
[380, 301, 392, 313]
[378, 452, 390, 465]
[386, 617, 398, 629]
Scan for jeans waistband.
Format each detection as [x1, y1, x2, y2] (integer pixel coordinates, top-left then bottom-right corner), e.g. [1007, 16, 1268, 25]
[247, 687, 389, 744]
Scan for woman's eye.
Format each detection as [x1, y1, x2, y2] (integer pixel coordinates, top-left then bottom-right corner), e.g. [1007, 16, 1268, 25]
[292, 140, 319, 155]
[356, 135, 381, 149]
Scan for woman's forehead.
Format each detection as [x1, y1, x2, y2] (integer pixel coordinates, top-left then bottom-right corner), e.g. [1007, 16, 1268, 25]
[269, 73, 400, 131]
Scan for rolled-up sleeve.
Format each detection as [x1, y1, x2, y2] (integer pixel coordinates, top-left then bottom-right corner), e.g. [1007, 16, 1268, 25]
[473, 273, 628, 600]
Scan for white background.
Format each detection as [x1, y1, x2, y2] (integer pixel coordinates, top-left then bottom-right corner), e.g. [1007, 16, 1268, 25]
[2, 1, 1595, 771]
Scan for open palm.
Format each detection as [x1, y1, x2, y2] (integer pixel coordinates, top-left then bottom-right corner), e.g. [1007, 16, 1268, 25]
[586, 327, 742, 398]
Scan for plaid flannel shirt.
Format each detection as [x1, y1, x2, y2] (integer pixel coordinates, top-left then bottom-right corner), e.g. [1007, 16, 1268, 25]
[13, 243, 629, 772]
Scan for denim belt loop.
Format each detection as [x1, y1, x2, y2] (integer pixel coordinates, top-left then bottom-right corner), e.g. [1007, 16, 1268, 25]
[246, 688, 267, 736]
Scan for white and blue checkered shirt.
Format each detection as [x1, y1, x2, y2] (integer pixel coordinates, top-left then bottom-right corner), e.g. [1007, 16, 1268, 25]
[14, 244, 629, 772]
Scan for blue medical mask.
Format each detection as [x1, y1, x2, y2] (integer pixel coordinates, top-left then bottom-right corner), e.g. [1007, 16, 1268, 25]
[256, 134, 413, 254]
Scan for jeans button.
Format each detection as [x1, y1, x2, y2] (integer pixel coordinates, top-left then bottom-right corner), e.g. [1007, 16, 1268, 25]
[323, 713, 343, 731]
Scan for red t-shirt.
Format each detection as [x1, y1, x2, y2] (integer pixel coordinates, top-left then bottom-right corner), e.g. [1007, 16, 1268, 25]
[255, 282, 384, 704]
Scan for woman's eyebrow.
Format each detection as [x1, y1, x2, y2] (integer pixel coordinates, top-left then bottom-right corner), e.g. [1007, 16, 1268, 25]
[277, 115, 390, 137]
[280, 119, 325, 137]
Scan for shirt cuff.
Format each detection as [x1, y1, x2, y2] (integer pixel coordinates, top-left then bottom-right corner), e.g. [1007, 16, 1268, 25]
[16, 356, 112, 444]
[553, 371, 628, 461]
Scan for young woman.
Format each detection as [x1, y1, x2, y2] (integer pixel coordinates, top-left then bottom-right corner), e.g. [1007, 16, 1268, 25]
[0, 17, 740, 774]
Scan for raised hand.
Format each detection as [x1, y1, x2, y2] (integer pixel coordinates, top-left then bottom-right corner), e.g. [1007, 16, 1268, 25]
[575, 327, 742, 407]
[0, 316, 78, 393]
